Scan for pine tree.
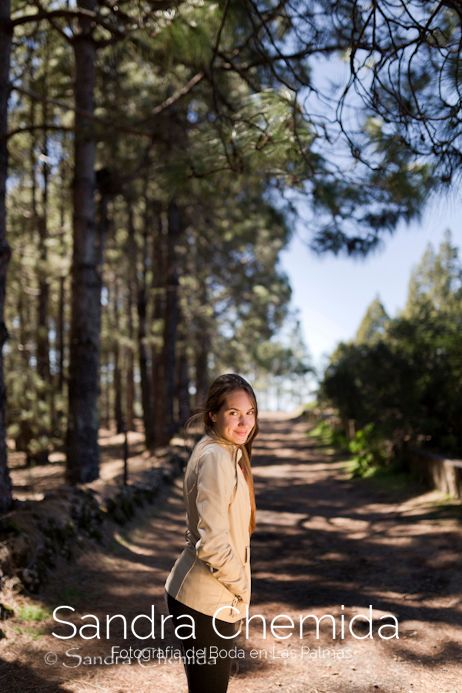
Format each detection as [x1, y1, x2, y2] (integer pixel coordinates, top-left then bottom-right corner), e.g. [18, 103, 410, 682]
[355, 296, 390, 344]
[0, 0, 13, 513]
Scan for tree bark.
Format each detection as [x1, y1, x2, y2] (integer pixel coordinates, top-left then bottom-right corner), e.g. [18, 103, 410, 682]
[56, 275, 65, 381]
[23, 67, 42, 466]
[151, 203, 165, 447]
[128, 200, 154, 448]
[66, 0, 101, 483]
[130, 200, 154, 449]
[37, 65, 51, 387]
[113, 278, 124, 433]
[34, 58, 51, 465]
[159, 199, 181, 444]
[56, 143, 68, 398]
[176, 315, 191, 428]
[0, 1, 13, 513]
[194, 279, 210, 409]
[125, 269, 135, 431]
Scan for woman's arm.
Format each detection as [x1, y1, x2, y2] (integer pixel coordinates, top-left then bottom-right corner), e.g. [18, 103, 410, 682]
[195, 448, 248, 600]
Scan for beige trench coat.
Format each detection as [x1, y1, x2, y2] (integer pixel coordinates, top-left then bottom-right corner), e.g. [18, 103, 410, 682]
[164, 434, 251, 624]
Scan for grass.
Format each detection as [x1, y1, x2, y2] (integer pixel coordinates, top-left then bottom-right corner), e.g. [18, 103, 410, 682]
[12, 624, 47, 640]
[10, 602, 52, 639]
[16, 603, 52, 622]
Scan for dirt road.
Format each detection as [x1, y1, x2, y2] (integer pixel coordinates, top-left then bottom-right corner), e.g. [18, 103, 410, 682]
[1, 415, 461, 692]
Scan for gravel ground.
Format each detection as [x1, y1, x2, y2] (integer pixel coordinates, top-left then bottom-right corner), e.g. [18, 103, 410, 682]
[1, 414, 461, 693]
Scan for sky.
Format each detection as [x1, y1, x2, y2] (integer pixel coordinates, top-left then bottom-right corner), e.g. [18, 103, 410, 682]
[280, 190, 462, 374]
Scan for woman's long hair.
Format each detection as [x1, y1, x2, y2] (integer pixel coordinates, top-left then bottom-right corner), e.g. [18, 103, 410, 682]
[185, 373, 258, 536]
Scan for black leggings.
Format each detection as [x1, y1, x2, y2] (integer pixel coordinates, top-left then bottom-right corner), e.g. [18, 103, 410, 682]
[165, 591, 239, 693]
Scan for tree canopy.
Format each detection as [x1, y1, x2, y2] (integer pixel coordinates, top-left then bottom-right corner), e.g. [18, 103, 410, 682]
[0, 0, 460, 509]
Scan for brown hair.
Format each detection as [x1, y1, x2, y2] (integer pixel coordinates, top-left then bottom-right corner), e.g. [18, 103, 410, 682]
[185, 373, 258, 536]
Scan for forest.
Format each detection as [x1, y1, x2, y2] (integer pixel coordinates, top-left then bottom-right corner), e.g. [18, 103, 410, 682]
[1, 1, 461, 513]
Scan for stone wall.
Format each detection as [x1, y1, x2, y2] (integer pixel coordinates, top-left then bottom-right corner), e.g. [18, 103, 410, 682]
[408, 448, 462, 500]
[0, 445, 190, 597]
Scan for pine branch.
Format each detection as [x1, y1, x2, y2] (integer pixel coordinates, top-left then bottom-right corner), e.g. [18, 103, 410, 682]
[7, 124, 73, 140]
[11, 8, 96, 28]
[12, 85, 154, 139]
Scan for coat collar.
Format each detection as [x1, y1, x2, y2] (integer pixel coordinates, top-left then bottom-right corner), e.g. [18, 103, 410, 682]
[201, 433, 243, 461]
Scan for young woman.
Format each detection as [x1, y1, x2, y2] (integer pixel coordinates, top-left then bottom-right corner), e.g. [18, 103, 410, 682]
[164, 373, 258, 692]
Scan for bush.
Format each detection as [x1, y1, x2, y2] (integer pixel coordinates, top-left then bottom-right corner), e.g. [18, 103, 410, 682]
[308, 419, 348, 451]
[347, 423, 389, 477]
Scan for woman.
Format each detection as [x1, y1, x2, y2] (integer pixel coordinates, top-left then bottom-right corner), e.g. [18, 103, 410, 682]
[164, 373, 258, 692]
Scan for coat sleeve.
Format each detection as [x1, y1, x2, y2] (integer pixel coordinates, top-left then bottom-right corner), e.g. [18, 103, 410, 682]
[194, 448, 247, 599]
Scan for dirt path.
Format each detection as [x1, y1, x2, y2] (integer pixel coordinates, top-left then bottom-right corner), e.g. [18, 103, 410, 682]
[1, 415, 461, 692]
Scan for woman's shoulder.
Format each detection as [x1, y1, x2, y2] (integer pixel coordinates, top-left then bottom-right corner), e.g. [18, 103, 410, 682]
[195, 435, 232, 457]
[193, 435, 242, 462]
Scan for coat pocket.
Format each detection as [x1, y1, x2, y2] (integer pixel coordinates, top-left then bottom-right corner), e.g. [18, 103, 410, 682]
[215, 583, 243, 618]
[177, 558, 224, 609]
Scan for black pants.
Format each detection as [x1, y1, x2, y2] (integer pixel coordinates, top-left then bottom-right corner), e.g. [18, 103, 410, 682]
[165, 591, 239, 693]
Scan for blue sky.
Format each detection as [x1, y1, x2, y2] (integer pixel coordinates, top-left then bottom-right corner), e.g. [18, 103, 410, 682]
[280, 190, 462, 373]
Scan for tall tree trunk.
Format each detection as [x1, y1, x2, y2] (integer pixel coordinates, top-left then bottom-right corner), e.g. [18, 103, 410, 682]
[113, 278, 124, 433]
[15, 250, 33, 455]
[35, 63, 51, 465]
[66, 0, 101, 483]
[176, 316, 191, 428]
[194, 339, 209, 408]
[103, 359, 111, 429]
[125, 268, 135, 431]
[24, 73, 40, 467]
[194, 279, 210, 408]
[99, 279, 110, 430]
[97, 184, 111, 431]
[0, 0, 13, 513]
[37, 73, 50, 385]
[56, 282, 66, 395]
[128, 200, 154, 447]
[160, 199, 181, 444]
[56, 147, 67, 396]
[151, 204, 165, 447]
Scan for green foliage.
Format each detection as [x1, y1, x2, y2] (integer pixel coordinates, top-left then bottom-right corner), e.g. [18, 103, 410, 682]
[17, 603, 52, 623]
[319, 231, 462, 466]
[347, 424, 388, 478]
[404, 229, 462, 317]
[355, 297, 390, 344]
[5, 368, 66, 462]
[308, 419, 348, 450]
[4, 0, 454, 472]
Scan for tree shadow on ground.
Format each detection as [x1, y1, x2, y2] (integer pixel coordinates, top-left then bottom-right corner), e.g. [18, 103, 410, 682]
[2, 413, 461, 688]
[0, 657, 69, 692]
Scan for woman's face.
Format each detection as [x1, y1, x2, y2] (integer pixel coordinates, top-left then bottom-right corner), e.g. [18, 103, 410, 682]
[210, 389, 256, 445]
